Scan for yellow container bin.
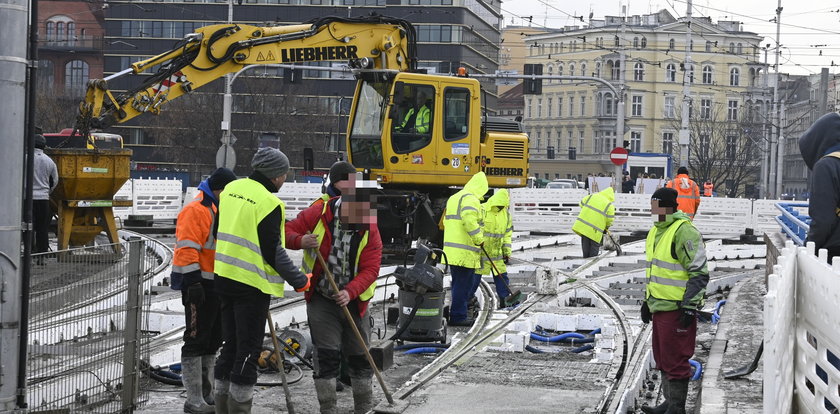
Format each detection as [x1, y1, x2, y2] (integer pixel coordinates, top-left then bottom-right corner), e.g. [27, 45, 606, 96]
[46, 148, 133, 252]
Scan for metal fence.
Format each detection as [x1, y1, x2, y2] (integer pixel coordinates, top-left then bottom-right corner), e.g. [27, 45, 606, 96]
[26, 237, 163, 413]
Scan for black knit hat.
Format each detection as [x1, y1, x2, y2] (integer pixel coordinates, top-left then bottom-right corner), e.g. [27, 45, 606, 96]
[34, 134, 46, 149]
[207, 168, 237, 191]
[677, 166, 689, 175]
[329, 161, 356, 184]
[651, 187, 679, 208]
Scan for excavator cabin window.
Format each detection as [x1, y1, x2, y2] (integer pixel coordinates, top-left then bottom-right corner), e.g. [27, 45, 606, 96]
[391, 84, 435, 154]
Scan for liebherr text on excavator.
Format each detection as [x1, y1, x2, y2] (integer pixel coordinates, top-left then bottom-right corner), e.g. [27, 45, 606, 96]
[75, 15, 529, 251]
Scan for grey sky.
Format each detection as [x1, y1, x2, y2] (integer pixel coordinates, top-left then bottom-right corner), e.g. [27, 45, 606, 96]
[500, 0, 840, 75]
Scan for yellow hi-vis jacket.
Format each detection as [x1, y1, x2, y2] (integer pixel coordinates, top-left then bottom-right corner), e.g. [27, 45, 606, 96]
[645, 217, 691, 301]
[478, 189, 512, 275]
[443, 172, 488, 269]
[214, 178, 288, 297]
[297, 198, 377, 302]
[572, 187, 615, 244]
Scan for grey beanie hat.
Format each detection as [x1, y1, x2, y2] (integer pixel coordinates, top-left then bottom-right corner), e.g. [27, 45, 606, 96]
[34, 134, 46, 149]
[251, 147, 290, 179]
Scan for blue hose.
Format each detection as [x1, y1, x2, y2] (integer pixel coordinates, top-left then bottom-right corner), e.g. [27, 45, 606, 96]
[571, 344, 594, 353]
[712, 300, 727, 324]
[403, 347, 446, 355]
[525, 345, 545, 354]
[568, 337, 595, 345]
[588, 328, 601, 335]
[530, 332, 586, 342]
[394, 343, 450, 351]
[689, 359, 703, 380]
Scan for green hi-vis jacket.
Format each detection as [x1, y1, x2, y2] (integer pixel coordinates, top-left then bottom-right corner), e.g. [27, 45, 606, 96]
[443, 172, 488, 269]
[644, 211, 710, 313]
[572, 187, 615, 244]
[478, 189, 513, 275]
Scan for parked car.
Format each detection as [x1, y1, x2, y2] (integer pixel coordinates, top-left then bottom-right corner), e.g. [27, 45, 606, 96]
[544, 179, 579, 189]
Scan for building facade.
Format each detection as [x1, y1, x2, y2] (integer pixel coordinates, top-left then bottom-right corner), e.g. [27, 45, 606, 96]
[99, 0, 504, 179]
[522, 10, 770, 196]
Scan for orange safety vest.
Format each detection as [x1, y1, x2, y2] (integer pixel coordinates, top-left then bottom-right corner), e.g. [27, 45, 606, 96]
[666, 175, 701, 219]
[172, 191, 218, 288]
[703, 182, 713, 197]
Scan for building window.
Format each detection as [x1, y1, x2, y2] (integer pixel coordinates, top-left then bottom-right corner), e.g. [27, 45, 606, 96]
[580, 62, 587, 76]
[604, 93, 613, 116]
[595, 62, 601, 77]
[729, 42, 735, 54]
[46, 21, 55, 41]
[569, 63, 575, 77]
[701, 98, 711, 119]
[580, 96, 585, 116]
[579, 130, 585, 151]
[614, 35, 620, 47]
[664, 96, 675, 118]
[705, 41, 712, 52]
[702, 66, 713, 84]
[699, 133, 710, 157]
[730, 68, 740, 86]
[634, 62, 644, 81]
[547, 98, 552, 118]
[527, 98, 532, 118]
[567, 130, 574, 150]
[726, 135, 737, 161]
[557, 63, 564, 77]
[537, 98, 543, 118]
[728, 99, 739, 120]
[666, 64, 676, 82]
[630, 131, 642, 152]
[557, 97, 563, 117]
[633, 37, 639, 48]
[611, 61, 620, 80]
[546, 65, 553, 84]
[641, 37, 647, 48]
[56, 22, 65, 40]
[737, 43, 743, 54]
[65, 59, 89, 96]
[662, 132, 674, 154]
[631, 95, 642, 117]
[687, 65, 695, 84]
[669, 38, 675, 50]
[569, 96, 574, 117]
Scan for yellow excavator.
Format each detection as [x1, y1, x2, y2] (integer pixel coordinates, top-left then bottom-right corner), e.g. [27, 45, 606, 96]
[75, 15, 529, 250]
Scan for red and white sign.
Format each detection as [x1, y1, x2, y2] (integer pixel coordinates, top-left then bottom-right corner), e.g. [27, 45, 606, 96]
[609, 147, 629, 166]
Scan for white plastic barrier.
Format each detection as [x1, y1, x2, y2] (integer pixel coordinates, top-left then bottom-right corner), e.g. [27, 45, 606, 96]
[692, 196, 753, 236]
[764, 242, 840, 413]
[509, 188, 587, 234]
[113, 178, 183, 220]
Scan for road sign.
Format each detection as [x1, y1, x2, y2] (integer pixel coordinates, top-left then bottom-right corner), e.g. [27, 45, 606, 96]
[216, 143, 236, 169]
[609, 147, 629, 166]
[494, 70, 518, 86]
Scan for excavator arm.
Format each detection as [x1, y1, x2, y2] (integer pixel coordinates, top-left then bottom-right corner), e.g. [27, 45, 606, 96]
[76, 15, 416, 134]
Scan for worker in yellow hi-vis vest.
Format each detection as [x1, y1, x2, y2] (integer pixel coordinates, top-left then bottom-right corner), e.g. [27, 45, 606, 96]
[572, 187, 615, 258]
[212, 148, 312, 413]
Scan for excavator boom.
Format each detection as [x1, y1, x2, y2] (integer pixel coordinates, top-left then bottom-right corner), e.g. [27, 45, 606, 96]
[76, 15, 415, 134]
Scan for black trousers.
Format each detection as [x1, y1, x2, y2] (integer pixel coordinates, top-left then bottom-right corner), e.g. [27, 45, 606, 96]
[33, 199, 51, 254]
[214, 279, 270, 386]
[181, 280, 223, 358]
[581, 236, 601, 258]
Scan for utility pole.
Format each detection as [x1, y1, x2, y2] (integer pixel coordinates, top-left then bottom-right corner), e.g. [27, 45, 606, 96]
[0, 0, 28, 409]
[218, 0, 236, 169]
[760, 45, 770, 198]
[615, 4, 627, 183]
[678, 0, 693, 168]
[777, 99, 786, 196]
[769, 1, 782, 198]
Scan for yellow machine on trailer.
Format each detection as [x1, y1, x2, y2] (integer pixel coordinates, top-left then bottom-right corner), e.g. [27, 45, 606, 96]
[75, 15, 528, 250]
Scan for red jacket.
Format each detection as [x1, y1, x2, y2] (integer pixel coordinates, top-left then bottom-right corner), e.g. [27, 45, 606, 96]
[285, 197, 382, 316]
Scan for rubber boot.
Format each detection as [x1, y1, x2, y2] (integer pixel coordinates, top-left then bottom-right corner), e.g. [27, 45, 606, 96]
[351, 377, 373, 414]
[227, 383, 253, 414]
[665, 378, 689, 414]
[214, 379, 230, 414]
[182, 357, 215, 413]
[641, 376, 668, 414]
[314, 378, 338, 414]
[201, 355, 216, 406]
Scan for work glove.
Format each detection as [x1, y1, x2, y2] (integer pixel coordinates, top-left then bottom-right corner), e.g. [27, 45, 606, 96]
[680, 308, 697, 328]
[186, 283, 205, 306]
[640, 302, 652, 324]
[503, 255, 510, 265]
[295, 273, 313, 293]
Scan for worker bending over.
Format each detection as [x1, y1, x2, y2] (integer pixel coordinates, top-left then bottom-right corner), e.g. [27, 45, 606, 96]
[572, 187, 615, 258]
[477, 189, 513, 308]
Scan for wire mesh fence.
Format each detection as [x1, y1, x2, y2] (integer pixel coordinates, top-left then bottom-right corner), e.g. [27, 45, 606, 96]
[26, 237, 164, 413]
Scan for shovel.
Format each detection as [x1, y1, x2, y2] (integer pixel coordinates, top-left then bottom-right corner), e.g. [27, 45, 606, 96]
[723, 343, 763, 379]
[267, 312, 296, 414]
[480, 244, 524, 307]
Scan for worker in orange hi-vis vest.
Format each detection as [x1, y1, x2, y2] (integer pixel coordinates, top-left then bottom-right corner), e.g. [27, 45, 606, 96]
[703, 180, 714, 197]
[665, 167, 701, 220]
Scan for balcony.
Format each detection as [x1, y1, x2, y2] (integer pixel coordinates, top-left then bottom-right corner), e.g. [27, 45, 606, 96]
[38, 36, 104, 53]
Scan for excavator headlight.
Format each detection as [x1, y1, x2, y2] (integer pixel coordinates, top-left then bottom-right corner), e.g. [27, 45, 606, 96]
[359, 57, 373, 69]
